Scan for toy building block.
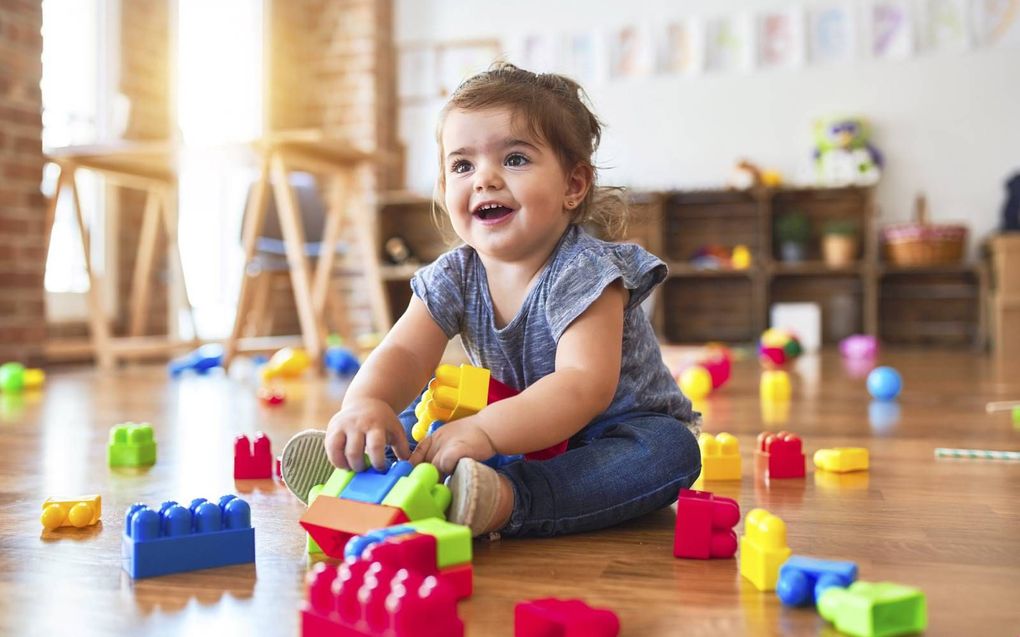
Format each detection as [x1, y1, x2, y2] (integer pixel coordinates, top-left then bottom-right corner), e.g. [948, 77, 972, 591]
[760, 369, 792, 401]
[108, 422, 157, 467]
[341, 460, 414, 504]
[0, 362, 45, 392]
[777, 556, 858, 607]
[305, 467, 357, 555]
[261, 346, 310, 381]
[381, 462, 452, 521]
[234, 432, 273, 479]
[739, 508, 791, 591]
[122, 494, 255, 578]
[300, 496, 408, 559]
[258, 387, 285, 406]
[514, 598, 620, 637]
[818, 581, 927, 637]
[302, 560, 463, 637]
[697, 432, 742, 481]
[673, 489, 739, 559]
[275, 455, 283, 480]
[814, 447, 869, 473]
[754, 431, 805, 479]
[324, 345, 360, 376]
[168, 343, 223, 377]
[41, 494, 101, 531]
[359, 531, 474, 601]
[348, 518, 472, 570]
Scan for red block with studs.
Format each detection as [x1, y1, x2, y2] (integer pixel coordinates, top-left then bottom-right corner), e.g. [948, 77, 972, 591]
[234, 432, 273, 479]
[515, 598, 620, 637]
[673, 488, 740, 559]
[755, 431, 805, 479]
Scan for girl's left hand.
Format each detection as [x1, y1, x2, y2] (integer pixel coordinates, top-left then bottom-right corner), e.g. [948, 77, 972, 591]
[408, 417, 497, 475]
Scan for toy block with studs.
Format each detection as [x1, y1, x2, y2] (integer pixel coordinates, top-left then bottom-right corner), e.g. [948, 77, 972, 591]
[347, 518, 472, 569]
[760, 369, 792, 401]
[340, 460, 414, 504]
[673, 489, 739, 559]
[301, 560, 463, 637]
[697, 432, 742, 481]
[818, 581, 927, 637]
[345, 528, 474, 601]
[514, 598, 620, 637]
[108, 422, 157, 467]
[122, 494, 254, 578]
[739, 508, 792, 591]
[755, 431, 805, 479]
[814, 447, 869, 473]
[300, 496, 408, 559]
[777, 556, 858, 607]
[234, 432, 273, 479]
[41, 494, 101, 531]
[380, 462, 452, 521]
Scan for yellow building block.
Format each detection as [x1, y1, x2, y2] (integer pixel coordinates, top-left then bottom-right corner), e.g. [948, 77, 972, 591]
[760, 370, 792, 402]
[41, 494, 101, 531]
[814, 447, 869, 473]
[413, 364, 492, 441]
[698, 432, 742, 481]
[739, 508, 791, 591]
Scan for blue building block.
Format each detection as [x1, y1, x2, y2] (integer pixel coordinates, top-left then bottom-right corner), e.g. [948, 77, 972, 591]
[777, 555, 858, 607]
[340, 461, 414, 504]
[122, 494, 255, 579]
[168, 344, 224, 377]
[343, 524, 416, 560]
[324, 346, 360, 376]
[426, 420, 522, 469]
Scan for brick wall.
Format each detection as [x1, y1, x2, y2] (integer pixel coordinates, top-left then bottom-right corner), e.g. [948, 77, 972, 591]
[0, 0, 47, 364]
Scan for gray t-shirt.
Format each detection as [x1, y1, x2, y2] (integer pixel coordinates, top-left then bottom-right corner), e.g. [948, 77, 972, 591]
[410, 224, 695, 428]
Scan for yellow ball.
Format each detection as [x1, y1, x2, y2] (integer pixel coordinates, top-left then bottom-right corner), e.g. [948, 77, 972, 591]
[679, 366, 713, 400]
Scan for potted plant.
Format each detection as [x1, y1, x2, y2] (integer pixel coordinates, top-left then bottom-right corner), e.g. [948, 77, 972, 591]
[775, 211, 811, 262]
[822, 219, 859, 267]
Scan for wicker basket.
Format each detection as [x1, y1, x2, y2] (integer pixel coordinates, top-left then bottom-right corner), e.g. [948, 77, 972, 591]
[882, 194, 967, 266]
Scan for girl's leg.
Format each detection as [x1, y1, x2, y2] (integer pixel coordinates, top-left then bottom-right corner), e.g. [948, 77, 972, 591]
[496, 414, 701, 537]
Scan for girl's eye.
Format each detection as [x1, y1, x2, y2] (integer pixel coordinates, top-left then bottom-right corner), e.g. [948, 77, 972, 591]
[450, 159, 472, 174]
[505, 153, 529, 168]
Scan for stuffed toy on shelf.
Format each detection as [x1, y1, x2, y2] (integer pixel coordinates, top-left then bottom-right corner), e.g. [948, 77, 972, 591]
[812, 117, 882, 187]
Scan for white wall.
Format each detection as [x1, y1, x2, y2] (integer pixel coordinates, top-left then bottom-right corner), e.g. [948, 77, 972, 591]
[396, 0, 1020, 255]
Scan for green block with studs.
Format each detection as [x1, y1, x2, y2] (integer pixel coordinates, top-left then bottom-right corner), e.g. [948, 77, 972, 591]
[818, 581, 926, 637]
[381, 462, 451, 521]
[107, 422, 156, 467]
[405, 517, 472, 568]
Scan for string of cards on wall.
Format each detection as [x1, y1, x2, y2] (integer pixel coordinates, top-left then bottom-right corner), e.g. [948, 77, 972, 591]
[398, 0, 1018, 102]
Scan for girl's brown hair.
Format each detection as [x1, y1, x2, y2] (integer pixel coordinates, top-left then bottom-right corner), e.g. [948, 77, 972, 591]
[434, 62, 627, 240]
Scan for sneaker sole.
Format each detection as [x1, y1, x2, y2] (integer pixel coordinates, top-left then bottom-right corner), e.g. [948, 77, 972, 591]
[280, 429, 334, 504]
[447, 457, 480, 533]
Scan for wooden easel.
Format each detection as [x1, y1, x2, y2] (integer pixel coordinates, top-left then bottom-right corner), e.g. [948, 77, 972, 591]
[44, 142, 197, 368]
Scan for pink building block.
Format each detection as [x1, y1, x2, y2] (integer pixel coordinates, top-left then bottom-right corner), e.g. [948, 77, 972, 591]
[755, 431, 805, 479]
[514, 598, 620, 637]
[363, 533, 473, 601]
[234, 432, 273, 479]
[301, 560, 463, 637]
[673, 489, 740, 559]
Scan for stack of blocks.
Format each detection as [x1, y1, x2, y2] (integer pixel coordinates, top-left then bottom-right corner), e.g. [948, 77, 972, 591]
[122, 494, 255, 578]
[673, 489, 739, 559]
[302, 461, 451, 558]
[754, 431, 805, 479]
[345, 517, 474, 600]
[739, 508, 791, 591]
[301, 559, 463, 637]
[108, 422, 156, 467]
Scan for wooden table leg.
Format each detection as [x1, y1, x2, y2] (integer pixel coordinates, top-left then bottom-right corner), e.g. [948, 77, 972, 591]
[159, 187, 197, 341]
[350, 162, 392, 335]
[68, 165, 114, 369]
[313, 170, 352, 341]
[271, 152, 326, 364]
[129, 191, 161, 337]
[225, 156, 271, 366]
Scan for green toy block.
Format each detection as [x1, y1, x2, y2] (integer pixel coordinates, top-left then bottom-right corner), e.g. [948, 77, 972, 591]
[381, 463, 452, 521]
[304, 468, 355, 554]
[818, 581, 927, 637]
[107, 422, 156, 467]
[1012, 406, 1020, 426]
[406, 517, 472, 568]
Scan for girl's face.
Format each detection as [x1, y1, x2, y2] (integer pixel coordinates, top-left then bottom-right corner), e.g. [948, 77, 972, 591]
[440, 107, 583, 265]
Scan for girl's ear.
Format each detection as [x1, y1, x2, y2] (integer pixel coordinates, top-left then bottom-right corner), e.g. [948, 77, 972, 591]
[564, 163, 593, 210]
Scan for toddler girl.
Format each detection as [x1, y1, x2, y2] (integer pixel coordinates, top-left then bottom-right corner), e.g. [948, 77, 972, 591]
[282, 62, 701, 538]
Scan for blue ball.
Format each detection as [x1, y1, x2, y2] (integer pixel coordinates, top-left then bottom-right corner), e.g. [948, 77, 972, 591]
[867, 366, 902, 400]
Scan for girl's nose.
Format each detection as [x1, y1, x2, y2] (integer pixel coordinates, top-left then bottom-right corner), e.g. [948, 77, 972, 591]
[473, 164, 503, 191]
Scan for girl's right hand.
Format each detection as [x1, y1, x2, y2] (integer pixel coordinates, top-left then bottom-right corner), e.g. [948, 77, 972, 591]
[324, 398, 412, 472]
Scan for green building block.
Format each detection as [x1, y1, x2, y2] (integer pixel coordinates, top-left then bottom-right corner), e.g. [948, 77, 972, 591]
[381, 463, 451, 521]
[406, 517, 472, 568]
[304, 467, 355, 554]
[818, 581, 927, 637]
[107, 422, 156, 467]
[1012, 406, 1020, 426]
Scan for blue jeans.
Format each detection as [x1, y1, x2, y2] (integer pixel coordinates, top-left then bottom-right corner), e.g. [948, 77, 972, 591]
[389, 392, 702, 538]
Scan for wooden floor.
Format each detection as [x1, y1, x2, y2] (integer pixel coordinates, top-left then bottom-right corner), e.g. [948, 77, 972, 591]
[1, 347, 1018, 636]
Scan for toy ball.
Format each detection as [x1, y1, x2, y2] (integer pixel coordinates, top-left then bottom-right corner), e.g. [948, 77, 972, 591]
[0, 362, 26, 393]
[679, 365, 713, 400]
[262, 347, 310, 381]
[699, 344, 732, 389]
[759, 328, 802, 367]
[866, 366, 902, 400]
[840, 334, 878, 359]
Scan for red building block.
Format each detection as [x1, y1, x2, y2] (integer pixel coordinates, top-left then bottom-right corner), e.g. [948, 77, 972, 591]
[514, 598, 620, 637]
[234, 433, 273, 479]
[755, 431, 806, 479]
[302, 560, 463, 637]
[363, 533, 474, 601]
[673, 489, 740, 559]
[300, 497, 409, 559]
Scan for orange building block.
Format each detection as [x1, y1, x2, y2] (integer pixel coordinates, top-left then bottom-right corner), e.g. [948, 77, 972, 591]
[300, 497, 408, 559]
